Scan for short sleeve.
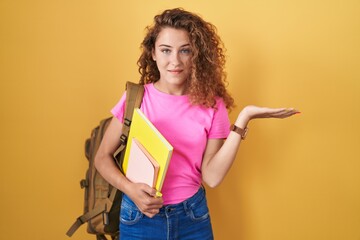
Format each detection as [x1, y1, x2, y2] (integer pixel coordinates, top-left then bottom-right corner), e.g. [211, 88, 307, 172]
[208, 98, 231, 139]
[110, 91, 127, 123]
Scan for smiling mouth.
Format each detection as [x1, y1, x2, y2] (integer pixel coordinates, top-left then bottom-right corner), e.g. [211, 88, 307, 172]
[168, 69, 183, 74]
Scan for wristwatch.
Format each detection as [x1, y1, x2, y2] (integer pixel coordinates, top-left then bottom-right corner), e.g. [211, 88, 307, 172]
[230, 124, 248, 140]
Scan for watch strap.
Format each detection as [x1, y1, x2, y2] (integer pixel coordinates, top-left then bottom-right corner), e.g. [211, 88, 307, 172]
[230, 124, 248, 140]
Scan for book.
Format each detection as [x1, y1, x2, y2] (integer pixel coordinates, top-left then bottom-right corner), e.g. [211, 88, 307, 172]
[126, 138, 159, 188]
[123, 108, 173, 193]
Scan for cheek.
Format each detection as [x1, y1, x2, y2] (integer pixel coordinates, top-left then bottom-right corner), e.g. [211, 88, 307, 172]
[154, 58, 165, 68]
[184, 59, 192, 71]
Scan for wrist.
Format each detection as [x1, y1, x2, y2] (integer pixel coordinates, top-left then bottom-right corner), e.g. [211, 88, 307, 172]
[230, 124, 249, 140]
[118, 175, 132, 195]
[236, 108, 251, 128]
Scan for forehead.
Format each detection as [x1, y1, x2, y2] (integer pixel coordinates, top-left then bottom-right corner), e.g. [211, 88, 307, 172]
[155, 27, 190, 46]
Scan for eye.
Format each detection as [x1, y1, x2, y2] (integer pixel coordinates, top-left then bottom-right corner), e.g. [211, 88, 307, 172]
[160, 49, 171, 54]
[180, 48, 191, 54]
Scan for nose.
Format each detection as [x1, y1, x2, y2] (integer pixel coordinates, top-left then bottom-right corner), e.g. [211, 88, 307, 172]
[170, 52, 181, 66]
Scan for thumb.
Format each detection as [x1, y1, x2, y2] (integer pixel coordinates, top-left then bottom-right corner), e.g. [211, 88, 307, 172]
[140, 184, 157, 197]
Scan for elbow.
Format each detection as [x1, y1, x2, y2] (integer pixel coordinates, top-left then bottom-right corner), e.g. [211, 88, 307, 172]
[202, 175, 223, 189]
[206, 181, 221, 189]
[94, 151, 104, 171]
[206, 182, 220, 189]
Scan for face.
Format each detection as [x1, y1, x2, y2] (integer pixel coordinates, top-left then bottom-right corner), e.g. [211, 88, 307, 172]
[152, 27, 192, 94]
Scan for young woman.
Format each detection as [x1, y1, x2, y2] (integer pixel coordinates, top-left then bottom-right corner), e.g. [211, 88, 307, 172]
[95, 8, 299, 239]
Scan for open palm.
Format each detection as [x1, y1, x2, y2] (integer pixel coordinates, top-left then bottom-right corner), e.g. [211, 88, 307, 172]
[243, 105, 300, 120]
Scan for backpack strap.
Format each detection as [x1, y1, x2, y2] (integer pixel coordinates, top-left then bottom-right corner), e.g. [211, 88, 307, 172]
[113, 81, 144, 160]
[66, 204, 107, 237]
[103, 82, 144, 236]
[66, 188, 118, 238]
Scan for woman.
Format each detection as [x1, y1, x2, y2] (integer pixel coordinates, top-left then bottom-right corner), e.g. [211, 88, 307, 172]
[95, 8, 299, 239]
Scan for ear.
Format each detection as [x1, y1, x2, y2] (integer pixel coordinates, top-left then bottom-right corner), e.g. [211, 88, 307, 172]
[152, 49, 156, 61]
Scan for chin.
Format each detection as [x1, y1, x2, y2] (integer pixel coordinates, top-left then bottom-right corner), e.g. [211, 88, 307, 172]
[166, 77, 187, 85]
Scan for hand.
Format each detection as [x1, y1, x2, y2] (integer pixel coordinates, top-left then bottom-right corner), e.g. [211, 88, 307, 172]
[126, 182, 163, 218]
[245, 105, 300, 119]
[237, 105, 300, 126]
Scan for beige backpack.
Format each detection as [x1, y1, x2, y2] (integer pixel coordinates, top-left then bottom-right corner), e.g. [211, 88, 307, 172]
[67, 82, 144, 240]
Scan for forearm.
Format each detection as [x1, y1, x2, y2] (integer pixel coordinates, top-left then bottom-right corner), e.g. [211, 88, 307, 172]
[202, 112, 250, 187]
[94, 152, 132, 194]
[202, 105, 299, 187]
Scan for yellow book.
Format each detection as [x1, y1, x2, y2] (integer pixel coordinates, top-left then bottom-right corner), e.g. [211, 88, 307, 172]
[123, 108, 173, 194]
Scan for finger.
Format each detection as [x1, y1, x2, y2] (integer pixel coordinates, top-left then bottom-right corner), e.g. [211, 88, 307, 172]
[258, 107, 288, 118]
[139, 195, 163, 211]
[270, 109, 290, 117]
[137, 200, 162, 215]
[265, 107, 287, 113]
[141, 206, 161, 218]
[272, 109, 299, 118]
[139, 183, 158, 197]
[143, 210, 159, 218]
[148, 208, 160, 215]
[147, 198, 163, 209]
[283, 108, 300, 117]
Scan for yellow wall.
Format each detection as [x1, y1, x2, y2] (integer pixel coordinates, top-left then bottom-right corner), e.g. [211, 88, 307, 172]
[1, 1, 359, 239]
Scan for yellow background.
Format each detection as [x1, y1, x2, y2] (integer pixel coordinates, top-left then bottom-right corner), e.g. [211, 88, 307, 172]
[0, 0, 359, 239]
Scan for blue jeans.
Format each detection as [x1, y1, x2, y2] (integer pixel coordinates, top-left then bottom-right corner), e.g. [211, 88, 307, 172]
[119, 187, 214, 240]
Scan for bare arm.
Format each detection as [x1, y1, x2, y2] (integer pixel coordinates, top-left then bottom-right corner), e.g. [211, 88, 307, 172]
[94, 117, 163, 218]
[202, 106, 299, 188]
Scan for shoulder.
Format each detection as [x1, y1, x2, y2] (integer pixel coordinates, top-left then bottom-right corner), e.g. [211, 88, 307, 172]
[214, 97, 228, 111]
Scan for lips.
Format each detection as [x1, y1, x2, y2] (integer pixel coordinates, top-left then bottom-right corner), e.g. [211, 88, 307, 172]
[168, 69, 183, 74]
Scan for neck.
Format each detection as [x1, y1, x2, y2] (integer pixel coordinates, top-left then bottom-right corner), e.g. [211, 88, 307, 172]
[154, 81, 187, 95]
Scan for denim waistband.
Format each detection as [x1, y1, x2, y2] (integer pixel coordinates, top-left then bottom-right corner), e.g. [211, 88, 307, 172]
[158, 187, 206, 216]
[122, 186, 206, 216]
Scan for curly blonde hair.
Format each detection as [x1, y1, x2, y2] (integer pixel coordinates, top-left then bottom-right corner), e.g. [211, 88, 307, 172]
[138, 8, 234, 109]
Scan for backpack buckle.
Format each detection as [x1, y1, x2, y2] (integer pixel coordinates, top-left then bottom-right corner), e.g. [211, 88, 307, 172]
[80, 179, 88, 189]
[123, 118, 131, 127]
[120, 134, 127, 143]
[102, 212, 109, 226]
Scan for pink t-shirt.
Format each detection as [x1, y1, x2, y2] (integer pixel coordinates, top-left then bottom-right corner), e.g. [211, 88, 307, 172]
[111, 83, 230, 204]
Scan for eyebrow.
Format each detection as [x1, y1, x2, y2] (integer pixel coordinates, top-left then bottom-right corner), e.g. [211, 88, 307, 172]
[158, 44, 190, 48]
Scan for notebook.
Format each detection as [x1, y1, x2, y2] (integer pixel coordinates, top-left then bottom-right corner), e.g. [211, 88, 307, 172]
[126, 138, 159, 188]
[123, 108, 173, 193]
